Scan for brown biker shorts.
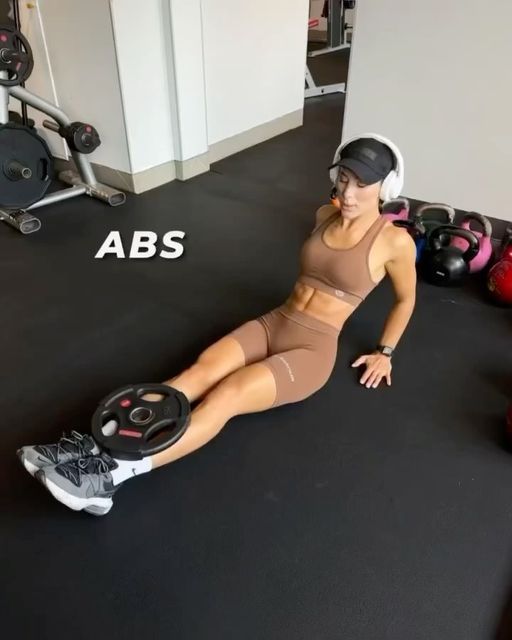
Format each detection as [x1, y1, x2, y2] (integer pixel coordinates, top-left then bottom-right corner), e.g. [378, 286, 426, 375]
[228, 305, 339, 408]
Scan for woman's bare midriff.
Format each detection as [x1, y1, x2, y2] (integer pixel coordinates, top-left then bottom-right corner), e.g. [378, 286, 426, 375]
[284, 282, 356, 331]
[285, 216, 393, 330]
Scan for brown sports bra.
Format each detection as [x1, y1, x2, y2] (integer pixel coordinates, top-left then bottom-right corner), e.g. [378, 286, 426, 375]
[298, 210, 388, 307]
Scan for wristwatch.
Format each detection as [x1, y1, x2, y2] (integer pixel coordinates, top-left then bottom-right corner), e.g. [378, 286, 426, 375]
[376, 345, 394, 357]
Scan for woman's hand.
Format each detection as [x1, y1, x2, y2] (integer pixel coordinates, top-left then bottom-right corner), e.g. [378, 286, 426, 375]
[351, 352, 392, 389]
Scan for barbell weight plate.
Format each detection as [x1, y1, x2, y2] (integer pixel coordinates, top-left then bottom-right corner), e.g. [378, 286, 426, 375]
[68, 122, 101, 154]
[0, 25, 34, 86]
[0, 123, 54, 209]
[91, 383, 191, 460]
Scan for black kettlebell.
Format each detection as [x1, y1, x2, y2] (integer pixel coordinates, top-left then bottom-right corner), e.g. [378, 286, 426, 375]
[420, 224, 480, 286]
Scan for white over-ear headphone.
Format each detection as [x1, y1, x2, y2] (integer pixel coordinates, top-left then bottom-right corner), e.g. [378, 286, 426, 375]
[329, 132, 405, 202]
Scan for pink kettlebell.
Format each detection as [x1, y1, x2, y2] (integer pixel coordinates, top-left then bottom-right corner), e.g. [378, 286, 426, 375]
[381, 197, 410, 222]
[450, 212, 493, 273]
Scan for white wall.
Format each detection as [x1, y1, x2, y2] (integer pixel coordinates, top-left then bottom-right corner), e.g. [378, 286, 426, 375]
[110, 0, 176, 172]
[343, 0, 512, 222]
[17, 1, 67, 158]
[162, 0, 208, 162]
[201, 0, 309, 146]
[23, 0, 309, 178]
[27, 0, 131, 172]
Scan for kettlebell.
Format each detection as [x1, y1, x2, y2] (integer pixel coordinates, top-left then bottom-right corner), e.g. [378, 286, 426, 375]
[487, 259, 512, 305]
[381, 197, 410, 223]
[420, 224, 480, 286]
[392, 218, 426, 263]
[499, 226, 512, 263]
[449, 212, 493, 273]
[413, 203, 456, 237]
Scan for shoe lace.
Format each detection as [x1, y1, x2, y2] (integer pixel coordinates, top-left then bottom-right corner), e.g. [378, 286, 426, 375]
[58, 452, 116, 487]
[38, 430, 93, 463]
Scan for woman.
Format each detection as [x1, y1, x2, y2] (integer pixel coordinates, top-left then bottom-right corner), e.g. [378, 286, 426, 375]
[18, 133, 417, 515]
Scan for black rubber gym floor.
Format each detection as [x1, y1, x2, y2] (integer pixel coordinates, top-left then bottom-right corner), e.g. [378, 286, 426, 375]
[2, 91, 512, 640]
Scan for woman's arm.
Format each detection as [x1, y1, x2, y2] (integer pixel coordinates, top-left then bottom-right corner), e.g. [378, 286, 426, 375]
[352, 229, 417, 388]
[378, 230, 417, 348]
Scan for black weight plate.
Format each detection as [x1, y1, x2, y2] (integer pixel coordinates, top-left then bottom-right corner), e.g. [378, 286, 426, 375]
[0, 26, 33, 86]
[68, 122, 101, 154]
[91, 384, 191, 460]
[0, 123, 54, 209]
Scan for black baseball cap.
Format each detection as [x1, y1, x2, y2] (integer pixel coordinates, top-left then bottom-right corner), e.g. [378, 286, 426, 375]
[329, 138, 395, 185]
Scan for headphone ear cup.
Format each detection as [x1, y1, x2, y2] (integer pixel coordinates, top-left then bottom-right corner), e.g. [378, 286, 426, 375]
[380, 174, 392, 202]
[392, 169, 404, 198]
[380, 170, 401, 201]
[379, 180, 387, 202]
[329, 166, 338, 185]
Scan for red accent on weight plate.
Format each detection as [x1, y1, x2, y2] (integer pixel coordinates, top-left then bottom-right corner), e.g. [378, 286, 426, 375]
[118, 429, 143, 438]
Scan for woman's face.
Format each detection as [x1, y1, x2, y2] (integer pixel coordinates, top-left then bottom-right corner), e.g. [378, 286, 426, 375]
[335, 167, 382, 219]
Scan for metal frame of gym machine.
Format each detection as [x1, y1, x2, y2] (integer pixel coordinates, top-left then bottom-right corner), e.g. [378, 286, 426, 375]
[0, 2, 125, 234]
[305, 0, 353, 98]
[0, 82, 126, 234]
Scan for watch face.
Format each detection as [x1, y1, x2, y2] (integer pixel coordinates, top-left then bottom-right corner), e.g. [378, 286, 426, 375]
[379, 346, 393, 356]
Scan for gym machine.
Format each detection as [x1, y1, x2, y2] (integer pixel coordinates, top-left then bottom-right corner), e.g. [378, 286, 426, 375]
[308, 0, 354, 58]
[0, 15, 125, 234]
[305, 17, 345, 98]
[305, 1, 355, 99]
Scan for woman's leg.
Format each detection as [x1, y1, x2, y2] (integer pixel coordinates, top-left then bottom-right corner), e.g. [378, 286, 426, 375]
[151, 309, 338, 469]
[151, 361, 276, 469]
[31, 361, 277, 515]
[29, 313, 337, 515]
[158, 335, 247, 403]
[152, 318, 269, 404]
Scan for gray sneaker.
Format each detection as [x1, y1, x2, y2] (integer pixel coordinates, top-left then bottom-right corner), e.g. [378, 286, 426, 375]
[35, 452, 121, 516]
[17, 431, 99, 477]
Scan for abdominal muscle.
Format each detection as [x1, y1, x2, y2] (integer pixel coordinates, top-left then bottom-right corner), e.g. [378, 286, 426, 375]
[284, 217, 392, 329]
[283, 282, 356, 330]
